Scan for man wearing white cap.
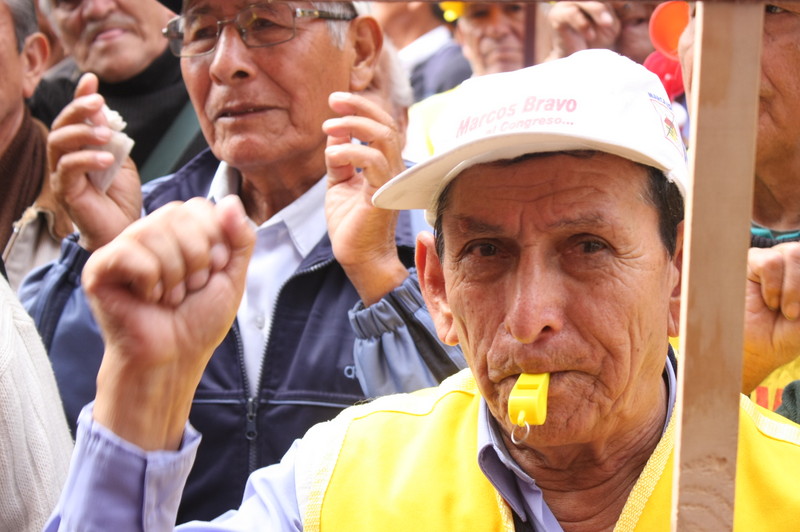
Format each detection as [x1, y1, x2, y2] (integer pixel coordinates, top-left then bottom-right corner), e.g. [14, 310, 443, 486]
[45, 50, 800, 530]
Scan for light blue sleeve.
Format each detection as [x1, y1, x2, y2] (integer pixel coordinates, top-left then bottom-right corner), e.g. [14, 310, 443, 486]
[44, 404, 303, 532]
[349, 269, 467, 398]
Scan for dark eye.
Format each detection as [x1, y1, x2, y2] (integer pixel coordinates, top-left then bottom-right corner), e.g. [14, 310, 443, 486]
[54, 0, 82, 10]
[246, 14, 279, 32]
[466, 5, 492, 20]
[766, 5, 786, 14]
[580, 240, 606, 254]
[474, 243, 498, 257]
[184, 17, 218, 42]
[504, 4, 524, 16]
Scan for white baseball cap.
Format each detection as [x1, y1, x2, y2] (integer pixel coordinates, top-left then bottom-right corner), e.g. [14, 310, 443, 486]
[373, 49, 689, 224]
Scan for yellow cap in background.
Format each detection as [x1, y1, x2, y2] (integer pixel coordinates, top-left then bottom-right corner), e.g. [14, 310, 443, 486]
[439, 2, 464, 23]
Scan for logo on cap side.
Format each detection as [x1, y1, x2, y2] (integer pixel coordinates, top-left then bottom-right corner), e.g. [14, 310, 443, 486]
[649, 96, 687, 160]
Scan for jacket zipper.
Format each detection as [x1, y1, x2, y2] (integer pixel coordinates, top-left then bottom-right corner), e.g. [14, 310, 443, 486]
[242, 257, 335, 474]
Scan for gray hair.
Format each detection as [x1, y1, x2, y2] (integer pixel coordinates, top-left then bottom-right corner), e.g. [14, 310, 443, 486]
[6, 0, 39, 51]
[379, 39, 413, 115]
[311, 1, 356, 49]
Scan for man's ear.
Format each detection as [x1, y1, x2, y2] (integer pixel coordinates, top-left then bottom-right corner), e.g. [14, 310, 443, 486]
[348, 16, 382, 93]
[416, 231, 459, 346]
[667, 221, 684, 338]
[21, 32, 49, 99]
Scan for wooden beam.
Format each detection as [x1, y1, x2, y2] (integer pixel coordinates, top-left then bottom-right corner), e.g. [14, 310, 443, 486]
[672, 2, 763, 529]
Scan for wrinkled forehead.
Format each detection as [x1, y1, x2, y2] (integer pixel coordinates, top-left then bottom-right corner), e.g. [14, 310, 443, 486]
[434, 152, 654, 227]
[182, 0, 310, 14]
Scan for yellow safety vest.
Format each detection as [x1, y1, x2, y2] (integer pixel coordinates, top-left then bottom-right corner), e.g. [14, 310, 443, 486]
[300, 369, 800, 531]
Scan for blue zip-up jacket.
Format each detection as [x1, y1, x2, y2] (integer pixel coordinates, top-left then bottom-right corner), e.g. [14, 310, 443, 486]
[21, 148, 464, 523]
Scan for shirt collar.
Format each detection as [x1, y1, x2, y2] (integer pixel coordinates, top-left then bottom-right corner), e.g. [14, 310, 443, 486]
[476, 356, 677, 527]
[398, 26, 454, 72]
[206, 161, 328, 258]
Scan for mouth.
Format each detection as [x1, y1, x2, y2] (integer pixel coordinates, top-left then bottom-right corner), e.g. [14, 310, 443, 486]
[215, 106, 272, 121]
[88, 24, 129, 45]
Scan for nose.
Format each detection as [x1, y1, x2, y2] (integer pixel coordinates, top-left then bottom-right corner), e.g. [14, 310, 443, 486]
[80, 0, 115, 20]
[503, 256, 564, 344]
[484, 7, 514, 38]
[208, 24, 256, 83]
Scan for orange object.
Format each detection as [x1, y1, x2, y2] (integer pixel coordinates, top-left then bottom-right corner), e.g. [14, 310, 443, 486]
[649, 1, 691, 61]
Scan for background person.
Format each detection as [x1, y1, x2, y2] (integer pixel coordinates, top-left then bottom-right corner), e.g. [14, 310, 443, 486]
[0, 0, 74, 291]
[369, 1, 471, 103]
[544, 1, 657, 64]
[31, 0, 206, 181]
[23, 1, 462, 522]
[661, 1, 800, 412]
[0, 253, 73, 532]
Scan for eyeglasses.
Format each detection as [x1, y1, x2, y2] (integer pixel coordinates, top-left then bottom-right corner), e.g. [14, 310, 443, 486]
[162, 3, 356, 58]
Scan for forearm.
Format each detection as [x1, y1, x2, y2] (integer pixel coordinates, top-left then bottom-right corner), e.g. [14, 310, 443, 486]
[93, 350, 208, 451]
[343, 254, 410, 307]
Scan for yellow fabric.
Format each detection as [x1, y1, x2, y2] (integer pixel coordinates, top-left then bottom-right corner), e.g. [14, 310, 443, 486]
[303, 369, 800, 531]
[404, 87, 460, 163]
[631, 396, 800, 531]
[312, 371, 513, 532]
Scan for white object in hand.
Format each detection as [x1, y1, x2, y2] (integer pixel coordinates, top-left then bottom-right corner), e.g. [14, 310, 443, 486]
[86, 105, 135, 193]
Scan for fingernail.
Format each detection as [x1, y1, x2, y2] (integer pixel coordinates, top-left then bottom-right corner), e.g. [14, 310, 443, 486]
[95, 151, 114, 166]
[85, 93, 104, 107]
[784, 302, 800, 321]
[94, 126, 112, 140]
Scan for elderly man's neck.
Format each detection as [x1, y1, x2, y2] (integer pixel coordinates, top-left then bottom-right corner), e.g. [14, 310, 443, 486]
[0, 106, 24, 159]
[238, 160, 326, 225]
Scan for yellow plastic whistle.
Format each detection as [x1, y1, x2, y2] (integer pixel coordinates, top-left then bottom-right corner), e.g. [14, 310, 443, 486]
[508, 373, 550, 427]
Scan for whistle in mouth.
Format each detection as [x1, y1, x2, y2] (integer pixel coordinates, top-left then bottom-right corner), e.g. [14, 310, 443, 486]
[508, 373, 550, 427]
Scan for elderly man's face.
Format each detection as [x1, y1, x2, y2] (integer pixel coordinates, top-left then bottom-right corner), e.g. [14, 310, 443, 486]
[49, 0, 172, 83]
[180, 0, 356, 175]
[455, 3, 525, 76]
[425, 153, 681, 446]
[678, 3, 800, 171]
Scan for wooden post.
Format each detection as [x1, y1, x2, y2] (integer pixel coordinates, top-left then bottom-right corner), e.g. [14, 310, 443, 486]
[672, 2, 763, 529]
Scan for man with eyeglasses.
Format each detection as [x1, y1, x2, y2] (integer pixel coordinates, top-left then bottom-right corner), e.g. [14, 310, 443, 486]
[31, 0, 207, 182]
[22, 0, 461, 523]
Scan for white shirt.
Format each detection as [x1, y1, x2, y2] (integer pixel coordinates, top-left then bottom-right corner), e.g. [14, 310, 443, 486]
[207, 163, 328, 396]
[397, 25, 454, 74]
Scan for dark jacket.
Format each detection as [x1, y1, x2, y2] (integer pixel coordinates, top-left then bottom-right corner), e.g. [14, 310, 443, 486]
[22, 148, 430, 522]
